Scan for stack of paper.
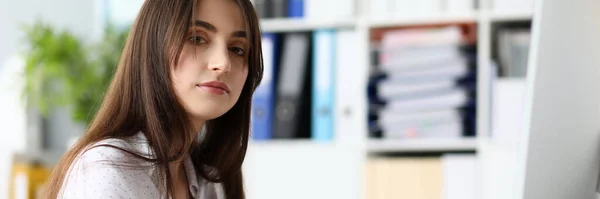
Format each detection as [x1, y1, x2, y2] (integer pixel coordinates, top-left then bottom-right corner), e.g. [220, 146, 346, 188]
[373, 26, 476, 139]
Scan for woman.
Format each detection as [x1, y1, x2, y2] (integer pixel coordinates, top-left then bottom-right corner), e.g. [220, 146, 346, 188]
[42, 0, 263, 198]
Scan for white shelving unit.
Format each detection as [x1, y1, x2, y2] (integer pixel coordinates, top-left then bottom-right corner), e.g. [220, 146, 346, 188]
[255, 12, 533, 150]
[246, 1, 534, 199]
[260, 12, 532, 32]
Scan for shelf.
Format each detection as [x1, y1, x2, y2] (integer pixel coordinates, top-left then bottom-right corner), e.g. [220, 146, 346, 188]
[478, 137, 520, 151]
[248, 139, 342, 149]
[260, 18, 356, 32]
[368, 13, 479, 28]
[367, 138, 478, 153]
[258, 11, 532, 32]
[250, 139, 321, 145]
[490, 12, 533, 22]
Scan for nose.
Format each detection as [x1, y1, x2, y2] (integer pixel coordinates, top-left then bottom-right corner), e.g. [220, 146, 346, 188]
[207, 45, 231, 74]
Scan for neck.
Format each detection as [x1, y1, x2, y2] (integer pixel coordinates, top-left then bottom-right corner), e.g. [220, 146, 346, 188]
[169, 118, 204, 166]
[193, 119, 205, 134]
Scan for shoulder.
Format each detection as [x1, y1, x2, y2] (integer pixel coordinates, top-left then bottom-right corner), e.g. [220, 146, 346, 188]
[59, 134, 161, 198]
[73, 134, 152, 167]
[78, 135, 153, 167]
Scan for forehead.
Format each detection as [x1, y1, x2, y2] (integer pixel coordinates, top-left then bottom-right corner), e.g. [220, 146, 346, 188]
[194, 0, 246, 32]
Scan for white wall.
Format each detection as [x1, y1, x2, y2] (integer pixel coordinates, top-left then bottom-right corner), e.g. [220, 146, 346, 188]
[0, 0, 95, 198]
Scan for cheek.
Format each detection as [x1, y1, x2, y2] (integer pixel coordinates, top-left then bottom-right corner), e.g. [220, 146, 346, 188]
[172, 50, 200, 87]
[231, 68, 249, 96]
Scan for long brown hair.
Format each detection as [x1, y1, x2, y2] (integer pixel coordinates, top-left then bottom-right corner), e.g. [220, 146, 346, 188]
[42, 0, 262, 198]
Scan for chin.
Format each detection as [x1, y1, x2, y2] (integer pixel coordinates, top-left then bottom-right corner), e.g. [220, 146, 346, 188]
[188, 107, 229, 121]
[181, 97, 236, 122]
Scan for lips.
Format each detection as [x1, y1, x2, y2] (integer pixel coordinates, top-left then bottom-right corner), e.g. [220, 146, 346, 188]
[197, 81, 230, 95]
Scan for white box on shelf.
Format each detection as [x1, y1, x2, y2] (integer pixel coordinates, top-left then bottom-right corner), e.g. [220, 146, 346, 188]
[491, 78, 526, 144]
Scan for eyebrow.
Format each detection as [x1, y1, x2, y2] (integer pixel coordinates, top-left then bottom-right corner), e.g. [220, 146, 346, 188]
[194, 20, 247, 38]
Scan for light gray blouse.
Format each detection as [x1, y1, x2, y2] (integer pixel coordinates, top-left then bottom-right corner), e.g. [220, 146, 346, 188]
[58, 132, 224, 199]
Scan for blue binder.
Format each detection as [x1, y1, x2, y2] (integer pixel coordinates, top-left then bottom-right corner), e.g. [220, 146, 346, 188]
[311, 30, 336, 141]
[287, 0, 304, 18]
[251, 33, 278, 140]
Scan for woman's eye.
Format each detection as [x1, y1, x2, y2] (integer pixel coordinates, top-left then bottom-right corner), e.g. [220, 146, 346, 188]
[188, 36, 207, 45]
[229, 47, 245, 56]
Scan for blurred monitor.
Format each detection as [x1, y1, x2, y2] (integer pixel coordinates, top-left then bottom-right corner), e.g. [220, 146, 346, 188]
[516, 0, 600, 198]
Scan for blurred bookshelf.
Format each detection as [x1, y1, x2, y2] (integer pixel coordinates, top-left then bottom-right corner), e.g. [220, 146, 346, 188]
[248, 0, 535, 198]
[9, 0, 536, 199]
[257, 12, 533, 32]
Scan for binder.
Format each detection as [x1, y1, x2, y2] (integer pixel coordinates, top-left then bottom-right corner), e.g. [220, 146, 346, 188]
[287, 0, 304, 18]
[311, 29, 336, 141]
[271, 0, 288, 18]
[251, 33, 278, 140]
[335, 30, 363, 142]
[497, 29, 531, 77]
[273, 32, 311, 138]
[253, 0, 270, 19]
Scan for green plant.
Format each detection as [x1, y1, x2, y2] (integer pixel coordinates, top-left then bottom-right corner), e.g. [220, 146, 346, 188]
[22, 20, 129, 125]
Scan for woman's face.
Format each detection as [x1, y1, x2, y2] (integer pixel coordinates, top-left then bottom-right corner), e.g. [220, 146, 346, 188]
[171, 0, 249, 125]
